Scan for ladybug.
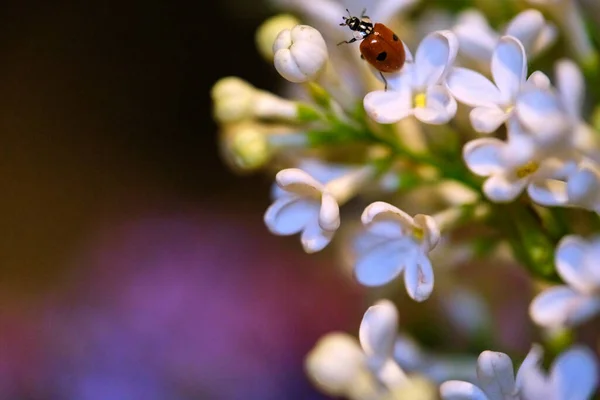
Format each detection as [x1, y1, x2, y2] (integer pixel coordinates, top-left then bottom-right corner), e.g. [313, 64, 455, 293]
[338, 9, 406, 90]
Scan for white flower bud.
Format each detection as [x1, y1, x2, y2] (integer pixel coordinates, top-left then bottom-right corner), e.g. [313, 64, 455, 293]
[211, 77, 255, 123]
[220, 122, 307, 173]
[220, 122, 271, 172]
[255, 14, 301, 61]
[211, 76, 299, 123]
[273, 25, 329, 83]
[305, 333, 379, 399]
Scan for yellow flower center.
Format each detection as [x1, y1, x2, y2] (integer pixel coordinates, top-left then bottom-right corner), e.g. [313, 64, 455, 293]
[515, 161, 539, 179]
[412, 226, 425, 241]
[413, 93, 427, 108]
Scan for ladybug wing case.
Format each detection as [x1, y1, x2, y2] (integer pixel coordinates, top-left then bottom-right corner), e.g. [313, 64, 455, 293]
[359, 23, 405, 73]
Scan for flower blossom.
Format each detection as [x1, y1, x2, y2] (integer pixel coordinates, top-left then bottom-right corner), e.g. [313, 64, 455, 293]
[441, 344, 598, 400]
[353, 201, 440, 301]
[462, 119, 575, 203]
[530, 235, 600, 328]
[519, 345, 599, 400]
[453, 9, 556, 64]
[525, 0, 596, 64]
[306, 300, 417, 400]
[440, 345, 542, 400]
[264, 165, 374, 253]
[447, 35, 540, 133]
[363, 30, 458, 125]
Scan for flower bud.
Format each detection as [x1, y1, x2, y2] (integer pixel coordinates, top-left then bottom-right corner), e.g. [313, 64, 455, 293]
[305, 333, 378, 398]
[273, 25, 329, 83]
[211, 77, 255, 123]
[255, 14, 301, 61]
[211, 76, 300, 123]
[220, 122, 271, 172]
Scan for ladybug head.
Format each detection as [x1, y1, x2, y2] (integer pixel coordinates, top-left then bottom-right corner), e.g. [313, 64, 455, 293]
[339, 9, 372, 35]
[340, 15, 361, 31]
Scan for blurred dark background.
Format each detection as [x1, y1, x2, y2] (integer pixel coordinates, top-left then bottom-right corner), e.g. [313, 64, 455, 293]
[0, 1, 364, 399]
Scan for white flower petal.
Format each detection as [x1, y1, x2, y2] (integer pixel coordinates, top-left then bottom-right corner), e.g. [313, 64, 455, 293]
[276, 168, 323, 196]
[505, 10, 545, 56]
[476, 351, 517, 400]
[361, 201, 415, 231]
[463, 138, 506, 176]
[354, 240, 408, 287]
[414, 30, 458, 88]
[264, 196, 317, 235]
[515, 344, 544, 391]
[555, 59, 583, 119]
[550, 346, 599, 400]
[453, 10, 496, 62]
[413, 214, 440, 250]
[483, 174, 527, 202]
[404, 253, 434, 302]
[555, 235, 598, 294]
[470, 106, 509, 134]
[447, 67, 503, 107]
[529, 286, 600, 328]
[527, 179, 568, 206]
[414, 85, 457, 124]
[363, 88, 413, 124]
[301, 219, 335, 253]
[531, 23, 557, 57]
[377, 358, 408, 388]
[491, 36, 526, 103]
[515, 88, 570, 137]
[519, 367, 552, 400]
[526, 71, 551, 89]
[567, 166, 600, 208]
[359, 299, 399, 360]
[319, 192, 340, 231]
[440, 381, 489, 400]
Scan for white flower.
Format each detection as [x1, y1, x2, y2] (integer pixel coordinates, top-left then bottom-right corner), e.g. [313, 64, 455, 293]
[305, 299, 409, 399]
[211, 76, 299, 123]
[453, 9, 556, 63]
[353, 201, 440, 301]
[525, 0, 596, 64]
[363, 30, 458, 125]
[530, 235, 600, 328]
[255, 14, 301, 61]
[440, 345, 543, 400]
[447, 36, 538, 133]
[519, 345, 599, 400]
[462, 119, 575, 203]
[273, 24, 329, 83]
[265, 165, 374, 253]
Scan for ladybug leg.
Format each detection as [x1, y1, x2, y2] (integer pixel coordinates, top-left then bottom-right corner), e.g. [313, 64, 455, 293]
[360, 8, 369, 18]
[380, 71, 388, 91]
[337, 37, 357, 46]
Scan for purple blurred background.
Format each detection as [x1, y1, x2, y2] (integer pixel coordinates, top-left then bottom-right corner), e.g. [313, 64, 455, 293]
[0, 2, 366, 398]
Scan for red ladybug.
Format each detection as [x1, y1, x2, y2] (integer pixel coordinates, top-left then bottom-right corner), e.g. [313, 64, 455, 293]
[338, 9, 406, 90]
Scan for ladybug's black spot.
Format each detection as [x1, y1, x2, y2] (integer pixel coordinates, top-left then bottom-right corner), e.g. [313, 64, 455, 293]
[376, 51, 387, 61]
[360, 54, 365, 60]
[392, 33, 399, 41]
